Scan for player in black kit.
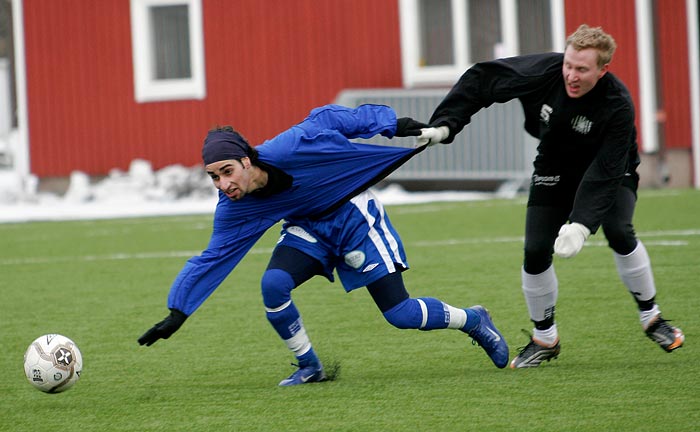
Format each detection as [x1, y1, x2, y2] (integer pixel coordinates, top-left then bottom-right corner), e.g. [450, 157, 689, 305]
[419, 24, 684, 367]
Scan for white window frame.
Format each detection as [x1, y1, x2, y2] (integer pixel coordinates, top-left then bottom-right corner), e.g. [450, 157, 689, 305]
[399, 0, 565, 88]
[130, 0, 206, 103]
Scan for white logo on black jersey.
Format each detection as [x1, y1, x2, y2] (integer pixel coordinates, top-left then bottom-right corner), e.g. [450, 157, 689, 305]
[540, 104, 553, 125]
[533, 174, 560, 186]
[571, 115, 593, 134]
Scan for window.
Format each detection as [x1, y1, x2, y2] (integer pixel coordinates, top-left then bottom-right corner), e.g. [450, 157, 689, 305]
[399, 0, 565, 87]
[130, 0, 205, 102]
[468, 0, 502, 63]
[418, 0, 455, 66]
[517, 0, 555, 55]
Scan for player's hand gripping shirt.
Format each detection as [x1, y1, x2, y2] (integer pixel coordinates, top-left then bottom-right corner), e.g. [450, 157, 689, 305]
[429, 53, 640, 233]
[167, 104, 425, 315]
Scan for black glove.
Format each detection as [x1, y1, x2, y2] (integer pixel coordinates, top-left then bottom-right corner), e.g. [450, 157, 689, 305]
[395, 117, 429, 137]
[138, 309, 188, 346]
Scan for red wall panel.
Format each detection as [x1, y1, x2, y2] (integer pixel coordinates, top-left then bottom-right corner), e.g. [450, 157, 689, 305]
[655, 0, 692, 150]
[564, 0, 693, 152]
[564, 0, 642, 146]
[23, 0, 402, 177]
[24, 0, 141, 176]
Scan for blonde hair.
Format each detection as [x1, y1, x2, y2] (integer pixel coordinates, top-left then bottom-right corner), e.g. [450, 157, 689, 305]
[566, 24, 617, 67]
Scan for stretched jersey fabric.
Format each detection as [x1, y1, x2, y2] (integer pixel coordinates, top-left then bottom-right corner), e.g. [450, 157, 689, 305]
[429, 53, 639, 233]
[167, 104, 425, 315]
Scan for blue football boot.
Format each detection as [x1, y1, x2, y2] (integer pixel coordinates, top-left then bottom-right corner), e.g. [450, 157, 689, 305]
[278, 357, 326, 386]
[466, 305, 509, 368]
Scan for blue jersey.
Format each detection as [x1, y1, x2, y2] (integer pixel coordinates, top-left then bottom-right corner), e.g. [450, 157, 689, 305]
[167, 104, 425, 315]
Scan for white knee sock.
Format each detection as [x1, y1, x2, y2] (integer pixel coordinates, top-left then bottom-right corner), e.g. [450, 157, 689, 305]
[613, 240, 657, 303]
[522, 265, 558, 323]
[522, 265, 559, 345]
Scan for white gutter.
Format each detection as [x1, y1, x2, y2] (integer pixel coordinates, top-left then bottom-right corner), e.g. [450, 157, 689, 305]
[635, 0, 659, 153]
[688, 0, 700, 188]
[551, 0, 566, 53]
[11, 0, 29, 178]
[500, 0, 518, 56]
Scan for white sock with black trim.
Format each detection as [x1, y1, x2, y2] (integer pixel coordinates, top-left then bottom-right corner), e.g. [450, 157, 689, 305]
[522, 265, 559, 346]
[614, 240, 657, 305]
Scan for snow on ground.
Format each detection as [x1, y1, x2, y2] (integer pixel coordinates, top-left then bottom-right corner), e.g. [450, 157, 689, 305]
[0, 160, 498, 224]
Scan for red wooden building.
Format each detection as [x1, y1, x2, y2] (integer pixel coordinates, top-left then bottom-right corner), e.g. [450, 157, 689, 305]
[3, 0, 698, 188]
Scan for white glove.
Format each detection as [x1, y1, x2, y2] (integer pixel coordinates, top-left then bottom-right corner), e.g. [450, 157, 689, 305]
[417, 126, 449, 147]
[554, 222, 591, 258]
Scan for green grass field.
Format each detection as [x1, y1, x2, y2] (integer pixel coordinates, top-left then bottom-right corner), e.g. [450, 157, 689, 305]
[1, 189, 698, 431]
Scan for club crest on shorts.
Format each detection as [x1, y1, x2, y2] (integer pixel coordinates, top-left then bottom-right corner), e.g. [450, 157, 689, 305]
[344, 250, 365, 269]
[286, 226, 317, 243]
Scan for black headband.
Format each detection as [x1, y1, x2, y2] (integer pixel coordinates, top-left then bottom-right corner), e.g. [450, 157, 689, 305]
[202, 130, 251, 165]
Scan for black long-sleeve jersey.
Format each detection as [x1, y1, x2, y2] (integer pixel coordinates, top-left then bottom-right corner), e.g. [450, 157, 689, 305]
[429, 52, 640, 233]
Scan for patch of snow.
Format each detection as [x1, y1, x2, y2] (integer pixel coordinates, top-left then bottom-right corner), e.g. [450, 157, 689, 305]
[0, 160, 496, 223]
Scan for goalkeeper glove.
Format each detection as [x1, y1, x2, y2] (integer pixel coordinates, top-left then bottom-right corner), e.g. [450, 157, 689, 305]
[138, 308, 188, 346]
[554, 222, 591, 258]
[395, 117, 429, 137]
[417, 126, 450, 146]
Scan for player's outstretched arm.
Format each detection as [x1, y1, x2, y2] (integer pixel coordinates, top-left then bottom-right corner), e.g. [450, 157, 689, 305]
[394, 117, 429, 137]
[417, 125, 450, 146]
[138, 308, 188, 346]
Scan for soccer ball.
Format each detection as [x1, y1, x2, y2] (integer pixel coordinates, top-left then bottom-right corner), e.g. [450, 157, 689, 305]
[23, 334, 83, 393]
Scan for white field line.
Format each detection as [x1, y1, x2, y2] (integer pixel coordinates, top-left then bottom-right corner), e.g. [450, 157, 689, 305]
[1, 229, 697, 266]
[0, 247, 276, 266]
[413, 229, 700, 247]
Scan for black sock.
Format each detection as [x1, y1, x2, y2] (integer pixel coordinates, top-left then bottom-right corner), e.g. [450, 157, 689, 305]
[533, 316, 554, 330]
[636, 296, 656, 312]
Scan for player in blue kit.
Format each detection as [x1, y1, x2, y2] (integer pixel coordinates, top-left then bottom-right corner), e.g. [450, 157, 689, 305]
[138, 104, 509, 385]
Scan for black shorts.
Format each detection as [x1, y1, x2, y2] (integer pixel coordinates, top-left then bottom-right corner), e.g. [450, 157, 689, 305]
[523, 178, 639, 274]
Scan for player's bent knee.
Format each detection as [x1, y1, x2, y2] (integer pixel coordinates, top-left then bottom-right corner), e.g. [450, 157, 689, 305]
[523, 251, 553, 275]
[603, 226, 637, 254]
[382, 298, 421, 329]
[261, 268, 296, 309]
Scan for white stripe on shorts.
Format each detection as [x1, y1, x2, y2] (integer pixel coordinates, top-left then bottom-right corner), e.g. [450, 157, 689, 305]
[374, 195, 406, 268]
[350, 190, 404, 272]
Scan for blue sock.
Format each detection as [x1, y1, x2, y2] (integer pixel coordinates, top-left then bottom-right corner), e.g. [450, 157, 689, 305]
[266, 301, 301, 340]
[297, 347, 319, 367]
[418, 297, 451, 330]
[383, 297, 450, 330]
[462, 307, 480, 333]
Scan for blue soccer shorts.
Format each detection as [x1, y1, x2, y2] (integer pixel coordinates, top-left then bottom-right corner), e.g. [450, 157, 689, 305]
[276, 189, 409, 291]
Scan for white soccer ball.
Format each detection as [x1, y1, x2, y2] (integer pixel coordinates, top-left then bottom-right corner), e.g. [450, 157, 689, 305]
[23, 334, 83, 393]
